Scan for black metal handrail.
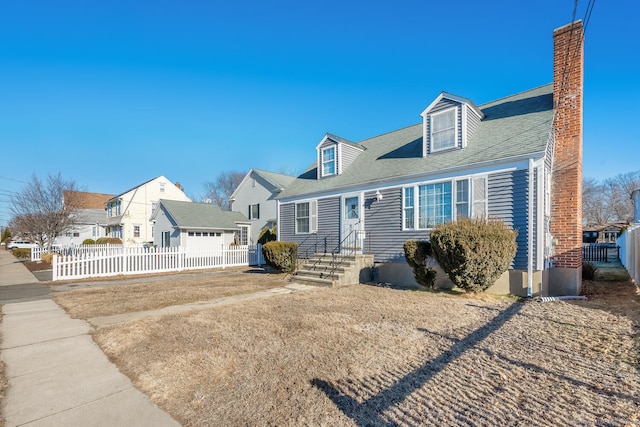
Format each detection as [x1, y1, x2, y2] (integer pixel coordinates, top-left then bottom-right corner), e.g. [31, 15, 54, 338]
[296, 231, 338, 260]
[327, 228, 365, 278]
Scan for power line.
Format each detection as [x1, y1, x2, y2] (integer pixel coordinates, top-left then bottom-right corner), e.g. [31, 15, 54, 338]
[0, 176, 27, 184]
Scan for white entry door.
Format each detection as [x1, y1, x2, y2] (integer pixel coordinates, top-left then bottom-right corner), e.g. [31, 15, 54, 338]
[341, 194, 363, 254]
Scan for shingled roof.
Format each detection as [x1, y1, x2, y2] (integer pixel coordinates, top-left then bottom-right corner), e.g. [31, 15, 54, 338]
[63, 190, 114, 209]
[278, 84, 554, 200]
[155, 199, 247, 230]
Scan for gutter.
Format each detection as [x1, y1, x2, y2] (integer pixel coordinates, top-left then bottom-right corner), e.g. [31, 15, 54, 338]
[278, 151, 547, 202]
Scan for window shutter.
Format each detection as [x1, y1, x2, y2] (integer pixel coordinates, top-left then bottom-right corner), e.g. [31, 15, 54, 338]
[473, 177, 487, 218]
[310, 200, 318, 233]
[257, 204, 260, 220]
[248, 205, 251, 219]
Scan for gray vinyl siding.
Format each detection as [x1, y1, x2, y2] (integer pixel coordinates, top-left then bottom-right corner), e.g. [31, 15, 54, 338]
[466, 105, 482, 145]
[487, 170, 529, 269]
[341, 144, 363, 171]
[426, 99, 463, 153]
[279, 197, 340, 258]
[363, 187, 427, 263]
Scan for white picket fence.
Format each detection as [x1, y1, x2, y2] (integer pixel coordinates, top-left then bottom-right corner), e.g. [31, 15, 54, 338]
[51, 244, 264, 281]
[32, 244, 126, 261]
[618, 224, 640, 285]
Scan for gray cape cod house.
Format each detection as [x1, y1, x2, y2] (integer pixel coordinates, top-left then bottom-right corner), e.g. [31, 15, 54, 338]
[276, 21, 585, 297]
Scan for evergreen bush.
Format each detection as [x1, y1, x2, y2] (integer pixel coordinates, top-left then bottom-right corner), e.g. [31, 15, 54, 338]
[262, 241, 298, 273]
[257, 225, 277, 245]
[82, 239, 96, 245]
[582, 262, 598, 280]
[403, 240, 437, 288]
[430, 218, 518, 293]
[96, 237, 123, 245]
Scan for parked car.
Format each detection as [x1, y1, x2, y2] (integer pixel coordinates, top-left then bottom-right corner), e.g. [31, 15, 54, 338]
[7, 240, 39, 250]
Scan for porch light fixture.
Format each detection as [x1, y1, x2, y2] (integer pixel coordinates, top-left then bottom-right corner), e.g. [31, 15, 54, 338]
[375, 190, 383, 201]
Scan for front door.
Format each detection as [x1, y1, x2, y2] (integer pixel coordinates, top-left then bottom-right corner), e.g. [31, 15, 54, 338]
[341, 194, 363, 253]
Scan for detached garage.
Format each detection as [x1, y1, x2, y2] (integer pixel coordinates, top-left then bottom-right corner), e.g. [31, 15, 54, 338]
[151, 199, 250, 249]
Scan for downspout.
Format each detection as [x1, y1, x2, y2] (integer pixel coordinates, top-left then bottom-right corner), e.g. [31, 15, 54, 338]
[527, 159, 534, 298]
[276, 199, 280, 241]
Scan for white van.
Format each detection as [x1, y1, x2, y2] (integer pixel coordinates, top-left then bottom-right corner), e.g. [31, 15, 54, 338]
[7, 240, 39, 250]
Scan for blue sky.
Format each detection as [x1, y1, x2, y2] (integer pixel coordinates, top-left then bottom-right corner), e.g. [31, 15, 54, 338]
[1, 0, 638, 227]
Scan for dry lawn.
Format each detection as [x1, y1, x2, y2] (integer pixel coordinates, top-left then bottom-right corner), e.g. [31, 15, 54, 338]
[57, 270, 640, 427]
[53, 269, 289, 318]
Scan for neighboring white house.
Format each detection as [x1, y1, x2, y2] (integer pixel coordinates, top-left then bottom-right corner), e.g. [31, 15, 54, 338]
[230, 168, 295, 244]
[54, 191, 114, 246]
[151, 199, 249, 248]
[105, 176, 191, 245]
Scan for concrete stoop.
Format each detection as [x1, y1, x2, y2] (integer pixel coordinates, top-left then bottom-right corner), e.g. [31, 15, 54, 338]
[292, 254, 374, 287]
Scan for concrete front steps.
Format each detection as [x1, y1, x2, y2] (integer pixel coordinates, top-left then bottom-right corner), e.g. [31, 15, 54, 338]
[292, 253, 374, 287]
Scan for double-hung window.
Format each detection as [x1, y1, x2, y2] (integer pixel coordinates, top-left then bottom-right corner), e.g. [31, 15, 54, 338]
[322, 147, 336, 176]
[249, 203, 260, 220]
[295, 201, 317, 234]
[404, 187, 415, 229]
[431, 108, 457, 152]
[456, 180, 469, 219]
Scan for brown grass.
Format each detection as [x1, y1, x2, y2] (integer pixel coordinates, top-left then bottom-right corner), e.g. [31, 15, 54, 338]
[57, 271, 640, 427]
[53, 270, 289, 319]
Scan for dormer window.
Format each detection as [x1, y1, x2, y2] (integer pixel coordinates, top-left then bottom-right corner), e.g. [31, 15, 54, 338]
[322, 147, 336, 176]
[315, 133, 364, 179]
[431, 108, 457, 152]
[421, 92, 483, 157]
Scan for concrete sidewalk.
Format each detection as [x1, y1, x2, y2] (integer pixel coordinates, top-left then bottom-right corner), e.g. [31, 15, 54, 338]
[1, 299, 180, 426]
[0, 250, 41, 287]
[0, 249, 180, 426]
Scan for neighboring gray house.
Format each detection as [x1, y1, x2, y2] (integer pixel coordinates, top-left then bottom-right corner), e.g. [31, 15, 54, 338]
[276, 22, 585, 297]
[230, 168, 295, 244]
[151, 199, 249, 249]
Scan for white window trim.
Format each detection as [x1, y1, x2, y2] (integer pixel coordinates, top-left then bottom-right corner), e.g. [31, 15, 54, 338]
[430, 107, 458, 153]
[294, 200, 318, 234]
[402, 174, 487, 231]
[321, 146, 336, 177]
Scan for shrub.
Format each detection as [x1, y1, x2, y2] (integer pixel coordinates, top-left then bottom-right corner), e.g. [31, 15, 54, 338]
[430, 218, 518, 293]
[257, 225, 277, 245]
[582, 262, 598, 281]
[41, 252, 56, 264]
[96, 237, 122, 245]
[262, 241, 298, 273]
[82, 239, 96, 245]
[403, 240, 437, 288]
[12, 248, 31, 259]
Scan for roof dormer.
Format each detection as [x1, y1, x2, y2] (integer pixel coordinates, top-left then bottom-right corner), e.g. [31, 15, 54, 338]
[421, 92, 484, 157]
[315, 133, 365, 179]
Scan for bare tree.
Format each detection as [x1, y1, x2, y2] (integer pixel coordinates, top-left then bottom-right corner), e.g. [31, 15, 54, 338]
[201, 171, 246, 211]
[604, 171, 640, 222]
[10, 173, 82, 249]
[582, 177, 612, 224]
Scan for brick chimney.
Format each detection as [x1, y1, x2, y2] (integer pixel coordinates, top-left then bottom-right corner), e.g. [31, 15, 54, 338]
[550, 20, 584, 294]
